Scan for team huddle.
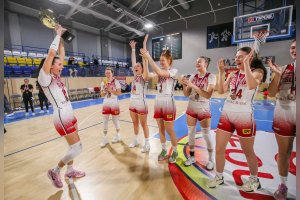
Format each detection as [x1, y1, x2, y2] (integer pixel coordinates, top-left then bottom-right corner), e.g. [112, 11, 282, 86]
[38, 25, 296, 199]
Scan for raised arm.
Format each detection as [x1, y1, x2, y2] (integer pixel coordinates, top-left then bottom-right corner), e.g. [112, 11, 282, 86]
[42, 25, 64, 74]
[140, 49, 171, 78]
[58, 39, 65, 65]
[267, 59, 282, 97]
[243, 49, 264, 90]
[129, 40, 137, 76]
[142, 34, 149, 81]
[217, 58, 230, 94]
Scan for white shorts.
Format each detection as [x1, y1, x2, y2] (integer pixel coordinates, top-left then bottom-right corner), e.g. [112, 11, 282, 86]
[273, 101, 296, 137]
[154, 95, 176, 121]
[53, 105, 77, 136]
[129, 97, 148, 114]
[102, 98, 120, 115]
[186, 100, 211, 121]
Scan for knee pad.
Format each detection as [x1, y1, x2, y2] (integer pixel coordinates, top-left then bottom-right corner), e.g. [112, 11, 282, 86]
[188, 126, 196, 146]
[202, 128, 213, 150]
[112, 115, 120, 130]
[103, 115, 109, 130]
[61, 141, 83, 164]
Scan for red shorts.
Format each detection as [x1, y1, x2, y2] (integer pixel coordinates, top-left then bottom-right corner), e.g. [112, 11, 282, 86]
[186, 100, 211, 121]
[129, 98, 148, 115]
[272, 102, 296, 137]
[53, 106, 77, 136]
[217, 110, 256, 138]
[154, 96, 176, 121]
[102, 98, 120, 115]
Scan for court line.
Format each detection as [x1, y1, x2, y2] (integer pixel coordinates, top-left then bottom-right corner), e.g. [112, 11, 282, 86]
[118, 119, 158, 128]
[68, 178, 80, 200]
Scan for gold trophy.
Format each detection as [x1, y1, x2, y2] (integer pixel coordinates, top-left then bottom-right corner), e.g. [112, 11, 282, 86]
[39, 9, 75, 43]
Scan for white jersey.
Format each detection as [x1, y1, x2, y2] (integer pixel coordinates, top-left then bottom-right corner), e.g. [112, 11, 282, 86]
[157, 68, 178, 96]
[276, 62, 296, 106]
[100, 78, 121, 99]
[131, 75, 148, 99]
[38, 69, 71, 110]
[223, 70, 257, 112]
[188, 72, 216, 107]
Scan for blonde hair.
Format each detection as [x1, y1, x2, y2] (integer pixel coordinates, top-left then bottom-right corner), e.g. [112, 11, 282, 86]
[160, 50, 173, 66]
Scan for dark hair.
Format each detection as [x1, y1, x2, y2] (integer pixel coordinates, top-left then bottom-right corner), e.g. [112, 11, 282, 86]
[24, 78, 29, 81]
[160, 50, 173, 66]
[38, 56, 60, 73]
[291, 38, 296, 43]
[199, 56, 211, 66]
[251, 58, 267, 83]
[105, 67, 114, 74]
[238, 46, 252, 54]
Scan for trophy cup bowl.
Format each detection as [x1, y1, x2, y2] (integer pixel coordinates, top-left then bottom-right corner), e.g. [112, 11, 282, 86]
[39, 9, 75, 43]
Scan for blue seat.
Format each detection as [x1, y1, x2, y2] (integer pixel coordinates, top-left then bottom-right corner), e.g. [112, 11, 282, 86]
[12, 66, 22, 76]
[4, 65, 13, 77]
[61, 68, 69, 77]
[23, 66, 32, 76]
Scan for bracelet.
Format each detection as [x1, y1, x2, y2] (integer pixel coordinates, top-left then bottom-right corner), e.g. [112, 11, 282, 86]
[132, 49, 136, 52]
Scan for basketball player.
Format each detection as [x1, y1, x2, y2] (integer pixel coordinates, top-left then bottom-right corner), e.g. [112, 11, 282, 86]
[206, 47, 266, 192]
[140, 49, 178, 163]
[100, 67, 122, 147]
[128, 35, 150, 153]
[181, 56, 216, 170]
[267, 39, 296, 200]
[38, 25, 85, 188]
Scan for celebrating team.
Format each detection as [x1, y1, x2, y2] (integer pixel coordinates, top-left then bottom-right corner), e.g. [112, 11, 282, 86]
[39, 25, 296, 199]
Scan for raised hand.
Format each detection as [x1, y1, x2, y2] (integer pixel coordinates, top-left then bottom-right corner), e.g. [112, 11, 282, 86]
[267, 58, 282, 75]
[129, 40, 136, 49]
[243, 48, 254, 66]
[217, 58, 225, 72]
[140, 48, 150, 59]
[143, 34, 149, 50]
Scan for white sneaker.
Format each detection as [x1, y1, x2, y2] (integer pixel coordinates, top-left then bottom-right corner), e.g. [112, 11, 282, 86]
[100, 137, 109, 148]
[184, 156, 195, 166]
[206, 161, 215, 171]
[25, 112, 29, 116]
[206, 175, 224, 188]
[46, 110, 50, 113]
[141, 144, 150, 153]
[241, 177, 261, 192]
[129, 139, 139, 148]
[111, 134, 121, 143]
[39, 110, 44, 114]
[32, 113, 35, 116]
[6, 113, 14, 118]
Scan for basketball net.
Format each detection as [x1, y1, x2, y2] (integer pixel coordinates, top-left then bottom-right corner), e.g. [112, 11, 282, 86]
[253, 30, 269, 54]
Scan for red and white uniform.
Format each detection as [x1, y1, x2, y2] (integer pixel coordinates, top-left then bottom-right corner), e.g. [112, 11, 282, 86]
[186, 73, 216, 121]
[154, 68, 177, 121]
[38, 69, 77, 136]
[273, 62, 296, 137]
[129, 75, 148, 114]
[101, 78, 121, 115]
[217, 71, 258, 138]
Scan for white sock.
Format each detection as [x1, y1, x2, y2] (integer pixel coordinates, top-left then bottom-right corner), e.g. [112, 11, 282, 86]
[280, 176, 287, 185]
[250, 175, 258, 181]
[134, 135, 138, 140]
[172, 146, 177, 153]
[161, 143, 166, 150]
[216, 172, 223, 179]
[53, 166, 61, 173]
[145, 138, 149, 145]
[208, 150, 214, 162]
[66, 165, 74, 173]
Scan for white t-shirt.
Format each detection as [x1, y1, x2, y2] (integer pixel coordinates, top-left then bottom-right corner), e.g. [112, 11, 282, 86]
[188, 72, 216, 103]
[100, 78, 121, 99]
[131, 75, 148, 99]
[38, 68, 71, 109]
[223, 70, 258, 112]
[157, 68, 178, 96]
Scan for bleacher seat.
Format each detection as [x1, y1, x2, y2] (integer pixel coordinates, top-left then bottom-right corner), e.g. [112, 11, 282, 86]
[4, 57, 7, 64]
[4, 50, 12, 56]
[7, 56, 17, 65]
[17, 57, 27, 66]
[12, 66, 23, 76]
[61, 68, 69, 77]
[33, 58, 42, 66]
[4, 66, 13, 77]
[36, 53, 44, 58]
[43, 53, 48, 58]
[26, 58, 33, 66]
[12, 51, 21, 57]
[23, 66, 32, 76]
[78, 61, 84, 67]
[28, 52, 37, 58]
[21, 52, 28, 57]
[63, 60, 68, 66]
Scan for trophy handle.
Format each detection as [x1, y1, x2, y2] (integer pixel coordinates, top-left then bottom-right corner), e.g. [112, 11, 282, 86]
[61, 30, 75, 43]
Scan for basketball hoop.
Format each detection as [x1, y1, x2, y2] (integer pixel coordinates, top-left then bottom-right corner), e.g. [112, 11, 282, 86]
[253, 30, 269, 53]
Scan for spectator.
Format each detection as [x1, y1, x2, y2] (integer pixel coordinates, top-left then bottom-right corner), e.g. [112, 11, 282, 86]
[20, 78, 35, 116]
[174, 82, 183, 90]
[68, 56, 75, 65]
[36, 81, 49, 113]
[93, 56, 99, 66]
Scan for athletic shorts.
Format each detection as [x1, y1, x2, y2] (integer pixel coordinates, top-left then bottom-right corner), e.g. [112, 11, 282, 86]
[272, 102, 296, 137]
[53, 105, 77, 136]
[154, 95, 176, 122]
[186, 100, 211, 121]
[102, 98, 120, 115]
[217, 110, 256, 138]
[129, 97, 148, 115]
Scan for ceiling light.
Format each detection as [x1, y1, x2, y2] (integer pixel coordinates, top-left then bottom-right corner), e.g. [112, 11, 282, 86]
[144, 23, 154, 29]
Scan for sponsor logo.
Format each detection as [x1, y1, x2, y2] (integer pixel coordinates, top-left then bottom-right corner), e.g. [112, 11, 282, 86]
[248, 13, 274, 23]
[242, 129, 251, 134]
[167, 115, 173, 119]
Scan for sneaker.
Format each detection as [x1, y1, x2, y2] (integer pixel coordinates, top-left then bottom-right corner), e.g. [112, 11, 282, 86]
[32, 113, 35, 116]
[169, 151, 178, 163]
[128, 139, 139, 148]
[6, 113, 14, 118]
[111, 134, 121, 143]
[206, 161, 215, 171]
[274, 184, 288, 200]
[241, 177, 261, 192]
[100, 137, 109, 148]
[206, 175, 224, 188]
[158, 149, 168, 161]
[39, 110, 44, 114]
[46, 110, 50, 113]
[184, 156, 195, 166]
[141, 144, 150, 153]
[65, 169, 86, 179]
[25, 112, 29, 116]
[47, 169, 63, 188]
